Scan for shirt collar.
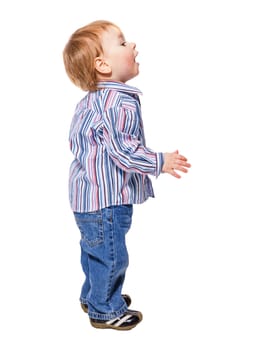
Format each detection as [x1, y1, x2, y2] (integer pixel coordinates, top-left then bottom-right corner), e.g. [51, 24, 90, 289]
[97, 81, 142, 95]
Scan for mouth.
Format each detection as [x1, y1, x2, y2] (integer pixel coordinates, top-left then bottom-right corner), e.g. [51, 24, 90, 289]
[134, 51, 139, 64]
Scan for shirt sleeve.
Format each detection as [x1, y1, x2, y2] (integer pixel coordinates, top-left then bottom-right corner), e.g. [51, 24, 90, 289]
[103, 106, 163, 177]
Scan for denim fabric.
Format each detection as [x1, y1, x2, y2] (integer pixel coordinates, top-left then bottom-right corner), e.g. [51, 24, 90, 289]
[74, 205, 133, 320]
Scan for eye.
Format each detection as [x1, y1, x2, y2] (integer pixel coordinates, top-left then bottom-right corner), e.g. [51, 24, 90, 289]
[121, 41, 127, 46]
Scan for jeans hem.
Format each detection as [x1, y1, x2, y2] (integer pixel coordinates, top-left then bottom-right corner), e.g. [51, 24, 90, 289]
[80, 297, 88, 305]
[87, 304, 128, 321]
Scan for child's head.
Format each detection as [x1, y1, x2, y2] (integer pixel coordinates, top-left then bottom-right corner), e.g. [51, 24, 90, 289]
[63, 20, 139, 91]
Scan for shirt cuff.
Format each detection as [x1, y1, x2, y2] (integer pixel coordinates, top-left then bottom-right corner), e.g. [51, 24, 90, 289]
[155, 152, 164, 177]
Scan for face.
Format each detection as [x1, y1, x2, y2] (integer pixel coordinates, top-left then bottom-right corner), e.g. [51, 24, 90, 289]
[99, 26, 139, 83]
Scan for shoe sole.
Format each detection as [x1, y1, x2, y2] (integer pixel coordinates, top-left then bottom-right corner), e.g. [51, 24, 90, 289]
[90, 316, 142, 331]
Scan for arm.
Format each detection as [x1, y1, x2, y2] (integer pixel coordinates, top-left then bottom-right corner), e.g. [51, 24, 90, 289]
[103, 106, 163, 177]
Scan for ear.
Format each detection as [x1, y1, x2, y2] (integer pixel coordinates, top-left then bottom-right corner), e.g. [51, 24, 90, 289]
[94, 57, 112, 74]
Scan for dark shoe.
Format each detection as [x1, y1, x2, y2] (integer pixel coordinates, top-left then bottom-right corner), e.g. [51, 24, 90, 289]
[90, 310, 142, 330]
[81, 294, 131, 314]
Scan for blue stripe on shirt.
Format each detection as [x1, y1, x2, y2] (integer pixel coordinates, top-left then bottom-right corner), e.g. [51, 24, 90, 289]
[69, 81, 163, 212]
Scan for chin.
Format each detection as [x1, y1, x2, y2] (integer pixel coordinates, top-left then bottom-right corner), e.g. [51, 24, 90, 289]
[133, 65, 139, 76]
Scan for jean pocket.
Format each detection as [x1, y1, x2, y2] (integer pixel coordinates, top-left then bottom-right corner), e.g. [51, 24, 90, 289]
[74, 211, 104, 248]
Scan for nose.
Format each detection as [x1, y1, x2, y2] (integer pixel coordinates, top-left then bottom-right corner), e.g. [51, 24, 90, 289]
[130, 42, 136, 49]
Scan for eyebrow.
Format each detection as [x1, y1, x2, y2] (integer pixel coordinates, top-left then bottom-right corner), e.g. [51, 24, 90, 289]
[118, 33, 125, 40]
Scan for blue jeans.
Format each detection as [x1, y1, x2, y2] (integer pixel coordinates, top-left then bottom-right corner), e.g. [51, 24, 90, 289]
[73, 205, 133, 320]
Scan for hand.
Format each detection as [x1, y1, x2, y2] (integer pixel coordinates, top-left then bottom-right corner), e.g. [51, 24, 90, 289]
[162, 150, 191, 178]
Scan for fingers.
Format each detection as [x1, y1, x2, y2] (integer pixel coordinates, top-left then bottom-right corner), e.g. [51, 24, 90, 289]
[174, 159, 191, 170]
[171, 157, 191, 178]
[174, 154, 188, 162]
[172, 170, 181, 179]
[162, 151, 191, 177]
[177, 166, 189, 173]
[171, 166, 189, 178]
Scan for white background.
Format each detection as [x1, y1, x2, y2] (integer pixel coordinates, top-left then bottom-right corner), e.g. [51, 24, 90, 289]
[0, 0, 259, 349]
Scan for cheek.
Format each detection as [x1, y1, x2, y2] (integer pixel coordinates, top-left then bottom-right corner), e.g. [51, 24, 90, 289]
[120, 52, 133, 65]
[124, 56, 135, 69]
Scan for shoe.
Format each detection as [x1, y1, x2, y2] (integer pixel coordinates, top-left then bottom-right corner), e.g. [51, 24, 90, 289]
[81, 294, 131, 313]
[90, 310, 143, 330]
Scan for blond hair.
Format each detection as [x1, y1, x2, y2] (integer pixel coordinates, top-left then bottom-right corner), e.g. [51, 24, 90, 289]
[63, 20, 118, 91]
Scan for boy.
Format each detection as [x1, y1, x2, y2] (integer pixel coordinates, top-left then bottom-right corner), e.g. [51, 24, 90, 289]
[63, 20, 191, 330]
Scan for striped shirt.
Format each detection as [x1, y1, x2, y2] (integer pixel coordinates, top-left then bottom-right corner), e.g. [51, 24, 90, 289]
[69, 81, 164, 212]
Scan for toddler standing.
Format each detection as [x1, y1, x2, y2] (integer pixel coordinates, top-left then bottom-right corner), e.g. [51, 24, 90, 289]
[63, 20, 191, 330]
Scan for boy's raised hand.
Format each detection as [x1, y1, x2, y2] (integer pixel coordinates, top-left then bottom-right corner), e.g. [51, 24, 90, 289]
[162, 150, 191, 178]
